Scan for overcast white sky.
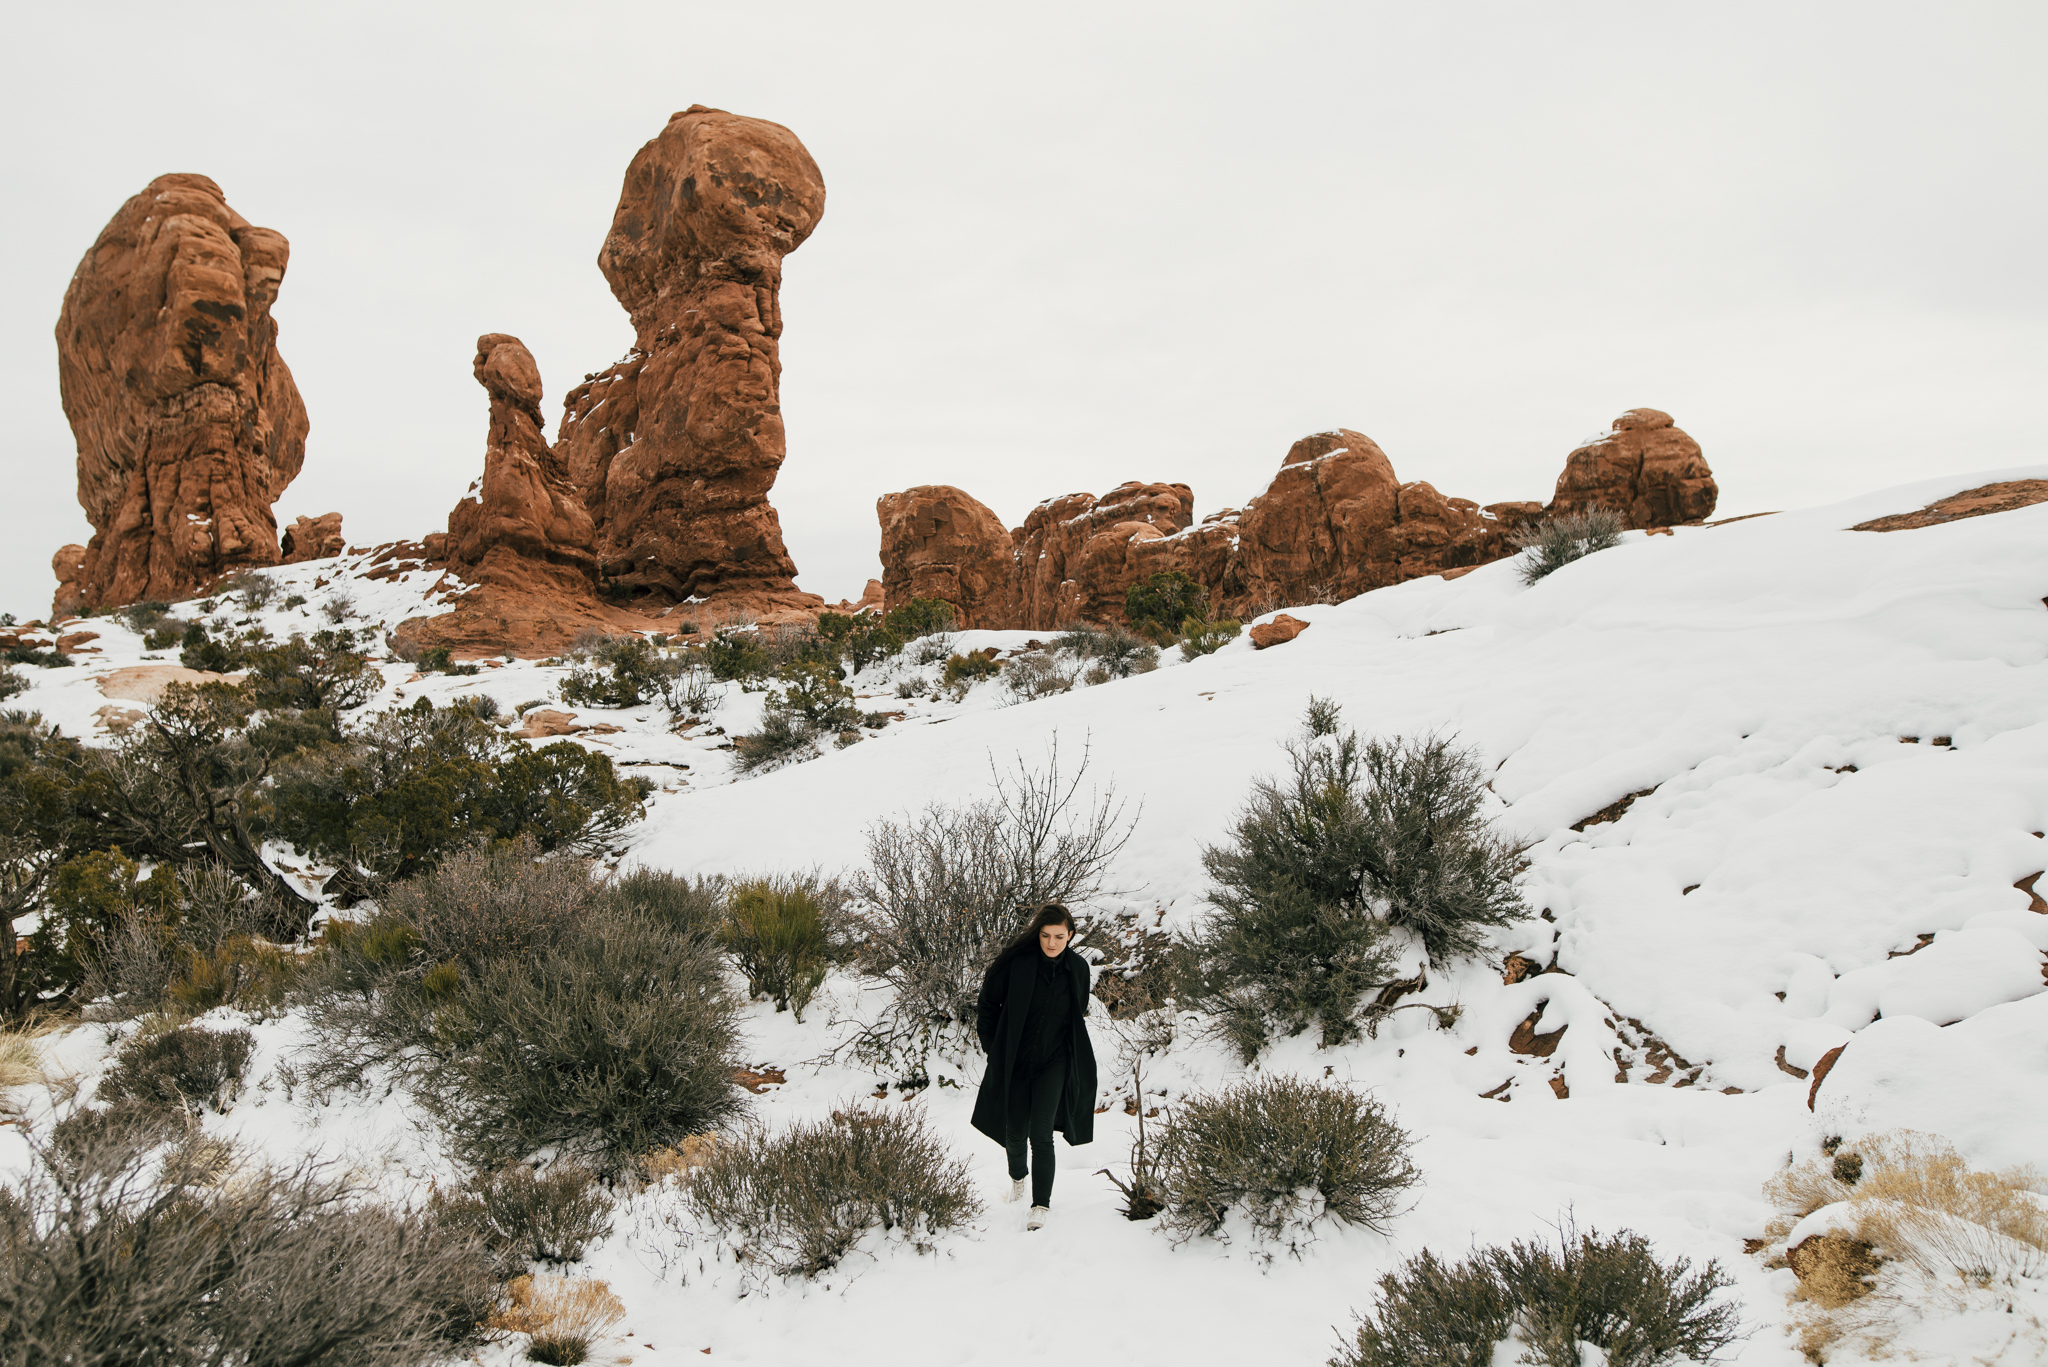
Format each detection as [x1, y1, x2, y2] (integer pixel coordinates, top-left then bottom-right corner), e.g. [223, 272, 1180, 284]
[3, 1, 2042, 616]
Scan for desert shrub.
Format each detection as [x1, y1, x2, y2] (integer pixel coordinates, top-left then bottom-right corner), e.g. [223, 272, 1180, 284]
[721, 875, 843, 1021]
[849, 742, 1134, 1058]
[601, 866, 724, 945]
[704, 627, 771, 681]
[941, 647, 1002, 689]
[685, 1107, 980, 1278]
[1125, 571, 1208, 642]
[283, 593, 307, 609]
[1154, 1075, 1417, 1247]
[1305, 694, 1343, 736]
[166, 935, 301, 1017]
[1055, 622, 1158, 679]
[1187, 704, 1525, 1056]
[560, 635, 670, 707]
[0, 1116, 496, 1364]
[769, 659, 862, 729]
[176, 621, 254, 673]
[432, 1162, 615, 1273]
[419, 902, 746, 1175]
[493, 1274, 626, 1365]
[218, 568, 278, 611]
[1001, 650, 1079, 704]
[118, 600, 173, 632]
[320, 590, 355, 624]
[732, 707, 821, 773]
[387, 840, 600, 973]
[1178, 618, 1241, 659]
[1513, 508, 1626, 585]
[244, 627, 379, 716]
[140, 617, 190, 650]
[658, 652, 722, 716]
[0, 1017, 55, 1094]
[96, 1022, 255, 1115]
[1335, 1226, 1739, 1367]
[1, 645, 68, 669]
[0, 667, 24, 702]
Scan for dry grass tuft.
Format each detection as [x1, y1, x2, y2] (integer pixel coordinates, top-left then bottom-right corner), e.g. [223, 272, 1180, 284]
[490, 1274, 625, 1363]
[1849, 1133, 2048, 1279]
[640, 1133, 717, 1184]
[0, 1017, 58, 1090]
[1788, 1233, 1878, 1308]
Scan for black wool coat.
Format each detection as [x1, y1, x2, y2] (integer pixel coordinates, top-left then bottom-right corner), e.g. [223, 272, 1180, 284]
[970, 949, 1098, 1148]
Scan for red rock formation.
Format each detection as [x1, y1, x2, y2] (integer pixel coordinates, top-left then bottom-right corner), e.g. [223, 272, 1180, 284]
[555, 105, 827, 615]
[54, 173, 309, 615]
[51, 545, 87, 619]
[875, 486, 1017, 629]
[1549, 408, 1717, 527]
[874, 409, 1714, 630]
[1249, 614, 1309, 649]
[445, 334, 598, 593]
[281, 513, 345, 563]
[1011, 482, 1195, 630]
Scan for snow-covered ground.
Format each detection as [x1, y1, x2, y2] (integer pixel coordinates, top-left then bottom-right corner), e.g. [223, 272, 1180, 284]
[6, 465, 2048, 1365]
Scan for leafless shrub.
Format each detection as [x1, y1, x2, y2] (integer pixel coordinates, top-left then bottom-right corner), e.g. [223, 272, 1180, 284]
[0, 1116, 495, 1364]
[848, 739, 1136, 1063]
[96, 1023, 254, 1115]
[683, 1107, 980, 1279]
[491, 1274, 625, 1364]
[1513, 508, 1626, 585]
[1001, 651, 1081, 704]
[320, 589, 356, 624]
[430, 1161, 614, 1273]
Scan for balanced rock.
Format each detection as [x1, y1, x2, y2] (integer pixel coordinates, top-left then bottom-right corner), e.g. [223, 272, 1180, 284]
[875, 486, 1016, 629]
[556, 105, 827, 614]
[1549, 408, 1717, 527]
[54, 173, 309, 615]
[281, 512, 345, 563]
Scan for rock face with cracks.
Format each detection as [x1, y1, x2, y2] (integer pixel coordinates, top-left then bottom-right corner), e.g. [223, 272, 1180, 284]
[54, 173, 309, 615]
[280, 513, 345, 563]
[875, 486, 1017, 629]
[874, 411, 1715, 629]
[554, 104, 827, 614]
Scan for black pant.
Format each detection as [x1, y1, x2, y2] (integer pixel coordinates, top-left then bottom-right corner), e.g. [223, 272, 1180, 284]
[1005, 1058, 1064, 1207]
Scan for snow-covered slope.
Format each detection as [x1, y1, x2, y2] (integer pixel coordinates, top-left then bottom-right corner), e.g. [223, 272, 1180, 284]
[6, 466, 2047, 1366]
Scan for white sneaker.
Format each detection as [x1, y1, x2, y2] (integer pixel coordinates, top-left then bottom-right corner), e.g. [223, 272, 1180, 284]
[1026, 1205, 1049, 1230]
[1003, 1177, 1027, 1204]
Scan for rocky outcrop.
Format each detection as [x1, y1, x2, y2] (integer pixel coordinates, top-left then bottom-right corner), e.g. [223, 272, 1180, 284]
[554, 105, 827, 615]
[1850, 479, 2048, 533]
[1249, 614, 1309, 649]
[281, 513, 345, 563]
[1012, 482, 1195, 630]
[875, 486, 1016, 629]
[1549, 408, 1716, 527]
[51, 546, 87, 619]
[54, 173, 309, 615]
[875, 409, 1715, 629]
[444, 334, 598, 594]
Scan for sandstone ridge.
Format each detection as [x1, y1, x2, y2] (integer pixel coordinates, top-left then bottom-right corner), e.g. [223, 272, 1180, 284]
[874, 410, 1716, 630]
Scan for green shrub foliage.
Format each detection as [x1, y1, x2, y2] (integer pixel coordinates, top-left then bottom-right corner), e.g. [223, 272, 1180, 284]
[296, 845, 746, 1176]
[1125, 571, 1209, 641]
[1188, 703, 1525, 1056]
[1334, 1224, 1741, 1367]
[1513, 508, 1626, 585]
[721, 875, 841, 1021]
[1054, 623, 1158, 679]
[1178, 618, 1242, 660]
[1155, 1075, 1418, 1247]
[686, 1108, 981, 1278]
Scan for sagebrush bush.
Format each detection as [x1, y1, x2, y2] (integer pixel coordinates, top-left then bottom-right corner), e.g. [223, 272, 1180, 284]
[421, 902, 746, 1175]
[295, 849, 747, 1173]
[1178, 618, 1241, 659]
[0, 1115, 495, 1364]
[559, 635, 671, 707]
[1513, 508, 1626, 585]
[685, 1108, 981, 1278]
[941, 648, 1002, 689]
[732, 707, 821, 773]
[721, 875, 842, 1021]
[96, 1022, 255, 1115]
[0, 666, 25, 701]
[1155, 1075, 1418, 1246]
[166, 935, 301, 1017]
[1188, 704, 1525, 1056]
[1335, 1226, 1740, 1367]
[1055, 622, 1157, 679]
[849, 743, 1133, 1059]
[1001, 651, 1079, 704]
[1124, 571, 1209, 641]
[431, 1162, 615, 1273]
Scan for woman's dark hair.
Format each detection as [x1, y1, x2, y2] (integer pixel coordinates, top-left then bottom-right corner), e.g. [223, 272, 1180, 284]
[990, 904, 1077, 971]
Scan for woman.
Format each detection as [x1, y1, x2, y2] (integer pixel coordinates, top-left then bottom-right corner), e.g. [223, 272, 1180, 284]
[970, 904, 1098, 1230]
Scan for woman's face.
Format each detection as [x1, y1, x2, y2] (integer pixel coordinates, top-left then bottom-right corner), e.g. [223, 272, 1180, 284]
[1038, 922, 1072, 957]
